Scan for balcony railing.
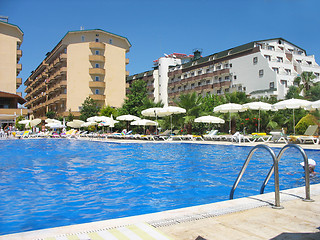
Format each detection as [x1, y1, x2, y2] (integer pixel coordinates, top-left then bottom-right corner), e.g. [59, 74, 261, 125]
[89, 55, 105, 62]
[16, 64, 22, 74]
[89, 81, 105, 88]
[89, 94, 105, 101]
[126, 58, 129, 65]
[17, 49, 22, 60]
[89, 68, 105, 75]
[16, 78, 22, 88]
[89, 42, 105, 50]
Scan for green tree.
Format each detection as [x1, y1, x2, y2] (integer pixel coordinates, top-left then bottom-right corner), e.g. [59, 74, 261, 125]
[294, 71, 316, 96]
[100, 105, 118, 117]
[15, 115, 25, 131]
[79, 97, 100, 121]
[305, 82, 320, 101]
[285, 86, 300, 99]
[66, 109, 74, 122]
[121, 80, 148, 116]
[174, 92, 202, 134]
[46, 111, 56, 119]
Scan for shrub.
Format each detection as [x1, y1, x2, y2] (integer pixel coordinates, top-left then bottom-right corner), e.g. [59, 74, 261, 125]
[295, 114, 319, 135]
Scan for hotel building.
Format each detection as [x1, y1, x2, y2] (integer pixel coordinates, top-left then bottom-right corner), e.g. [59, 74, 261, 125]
[0, 19, 27, 126]
[24, 29, 131, 119]
[128, 38, 320, 105]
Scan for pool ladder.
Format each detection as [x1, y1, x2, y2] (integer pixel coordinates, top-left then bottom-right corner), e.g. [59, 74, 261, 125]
[229, 144, 314, 209]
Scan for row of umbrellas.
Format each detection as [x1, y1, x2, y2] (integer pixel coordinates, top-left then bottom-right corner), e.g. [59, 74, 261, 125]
[214, 99, 320, 135]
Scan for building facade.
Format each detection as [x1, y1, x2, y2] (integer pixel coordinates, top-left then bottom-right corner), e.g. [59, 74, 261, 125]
[127, 53, 193, 105]
[0, 20, 27, 126]
[24, 29, 131, 119]
[128, 38, 320, 106]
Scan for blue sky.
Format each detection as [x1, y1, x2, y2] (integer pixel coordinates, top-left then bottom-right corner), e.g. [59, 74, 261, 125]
[1, 0, 320, 96]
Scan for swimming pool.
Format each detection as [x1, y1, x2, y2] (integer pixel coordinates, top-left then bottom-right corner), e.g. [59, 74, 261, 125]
[0, 139, 319, 235]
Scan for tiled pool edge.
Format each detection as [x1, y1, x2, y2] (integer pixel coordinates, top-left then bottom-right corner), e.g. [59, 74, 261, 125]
[2, 184, 319, 240]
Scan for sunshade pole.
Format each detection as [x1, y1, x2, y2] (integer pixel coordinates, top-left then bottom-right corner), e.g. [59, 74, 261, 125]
[293, 109, 295, 135]
[258, 109, 261, 133]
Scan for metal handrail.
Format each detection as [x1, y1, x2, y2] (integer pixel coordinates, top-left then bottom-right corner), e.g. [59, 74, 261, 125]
[229, 144, 282, 208]
[260, 144, 313, 202]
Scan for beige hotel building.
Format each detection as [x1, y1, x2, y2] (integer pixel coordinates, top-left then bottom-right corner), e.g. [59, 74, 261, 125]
[0, 19, 28, 126]
[24, 29, 131, 119]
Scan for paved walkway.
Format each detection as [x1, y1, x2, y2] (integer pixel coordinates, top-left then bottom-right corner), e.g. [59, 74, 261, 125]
[159, 190, 320, 240]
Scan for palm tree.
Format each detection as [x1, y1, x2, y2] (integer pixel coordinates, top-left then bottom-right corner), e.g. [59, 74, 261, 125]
[294, 71, 316, 96]
[174, 92, 202, 134]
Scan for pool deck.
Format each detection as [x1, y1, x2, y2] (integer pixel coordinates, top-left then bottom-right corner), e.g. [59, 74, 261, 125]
[1, 138, 320, 240]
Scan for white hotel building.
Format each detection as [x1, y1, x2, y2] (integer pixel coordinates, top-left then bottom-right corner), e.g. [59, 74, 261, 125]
[127, 38, 320, 105]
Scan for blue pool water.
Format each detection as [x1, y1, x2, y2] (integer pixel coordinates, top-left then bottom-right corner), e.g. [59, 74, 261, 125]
[0, 139, 319, 235]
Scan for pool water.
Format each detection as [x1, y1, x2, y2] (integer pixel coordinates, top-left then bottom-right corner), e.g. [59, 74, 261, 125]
[0, 139, 319, 235]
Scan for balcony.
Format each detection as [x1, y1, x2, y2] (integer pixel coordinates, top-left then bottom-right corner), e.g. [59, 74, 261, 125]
[89, 68, 105, 75]
[89, 94, 105, 101]
[126, 58, 129, 65]
[17, 49, 22, 60]
[126, 70, 130, 76]
[89, 55, 105, 62]
[89, 81, 105, 88]
[16, 78, 22, 88]
[89, 42, 105, 50]
[16, 64, 22, 75]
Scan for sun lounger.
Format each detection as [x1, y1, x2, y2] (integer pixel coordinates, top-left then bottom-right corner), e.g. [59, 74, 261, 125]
[291, 125, 319, 144]
[270, 130, 288, 144]
[231, 132, 254, 143]
[203, 130, 218, 140]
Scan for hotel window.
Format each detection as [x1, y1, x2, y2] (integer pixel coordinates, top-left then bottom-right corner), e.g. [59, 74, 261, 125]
[81, 36, 85, 42]
[216, 65, 221, 70]
[95, 38, 99, 42]
[206, 68, 210, 73]
[253, 57, 258, 64]
[184, 74, 187, 78]
[95, 76, 100, 81]
[191, 83, 195, 88]
[259, 69, 264, 77]
[229, 63, 232, 68]
[225, 76, 230, 80]
[109, 39, 113, 44]
[270, 82, 275, 88]
[306, 61, 312, 65]
[267, 45, 275, 51]
[95, 50, 100, 55]
[95, 63, 100, 68]
[198, 70, 202, 75]
[272, 67, 279, 73]
[277, 57, 283, 63]
[296, 59, 302, 63]
[285, 69, 291, 75]
[243, 87, 246, 91]
[95, 89, 100, 94]
[264, 55, 271, 61]
[206, 80, 210, 84]
[280, 80, 287, 87]
[234, 75, 237, 80]
[224, 63, 229, 68]
[191, 72, 195, 77]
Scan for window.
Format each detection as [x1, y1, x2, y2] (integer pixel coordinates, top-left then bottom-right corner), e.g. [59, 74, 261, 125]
[259, 69, 264, 77]
[253, 57, 258, 64]
[264, 55, 271, 61]
[109, 39, 113, 44]
[225, 76, 230, 80]
[95, 76, 100, 81]
[234, 75, 237, 80]
[191, 83, 195, 88]
[243, 87, 246, 91]
[277, 57, 283, 63]
[95, 89, 100, 94]
[229, 64, 232, 68]
[191, 72, 195, 77]
[183, 74, 187, 78]
[267, 45, 275, 51]
[95, 38, 99, 42]
[216, 65, 221, 70]
[285, 69, 291, 75]
[270, 82, 274, 88]
[198, 70, 202, 75]
[224, 63, 229, 68]
[81, 36, 85, 42]
[206, 68, 210, 73]
[272, 67, 279, 73]
[95, 63, 100, 68]
[280, 80, 287, 87]
[296, 59, 302, 63]
[206, 80, 210, 84]
[95, 50, 100, 55]
[306, 61, 312, 65]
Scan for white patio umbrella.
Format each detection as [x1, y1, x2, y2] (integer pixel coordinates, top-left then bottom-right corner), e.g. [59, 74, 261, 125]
[25, 118, 42, 129]
[18, 119, 30, 125]
[158, 106, 186, 134]
[273, 98, 311, 135]
[81, 121, 98, 127]
[116, 114, 140, 130]
[243, 102, 273, 132]
[141, 107, 164, 134]
[131, 119, 158, 134]
[67, 120, 84, 128]
[45, 119, 61, 124]
[213, 103, 246, 133]
[46, 122, 66, 129]
[87, 116, 111, 122]
[194, 116, 225, 124]
[306, 100, 320, 110]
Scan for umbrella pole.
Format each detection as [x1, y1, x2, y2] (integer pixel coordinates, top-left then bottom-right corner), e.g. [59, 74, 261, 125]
[293, 109, 295, 135]
[258, 109, 261, 133]
[171, 115, 173, 135]
[229, 111, 231, 134]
